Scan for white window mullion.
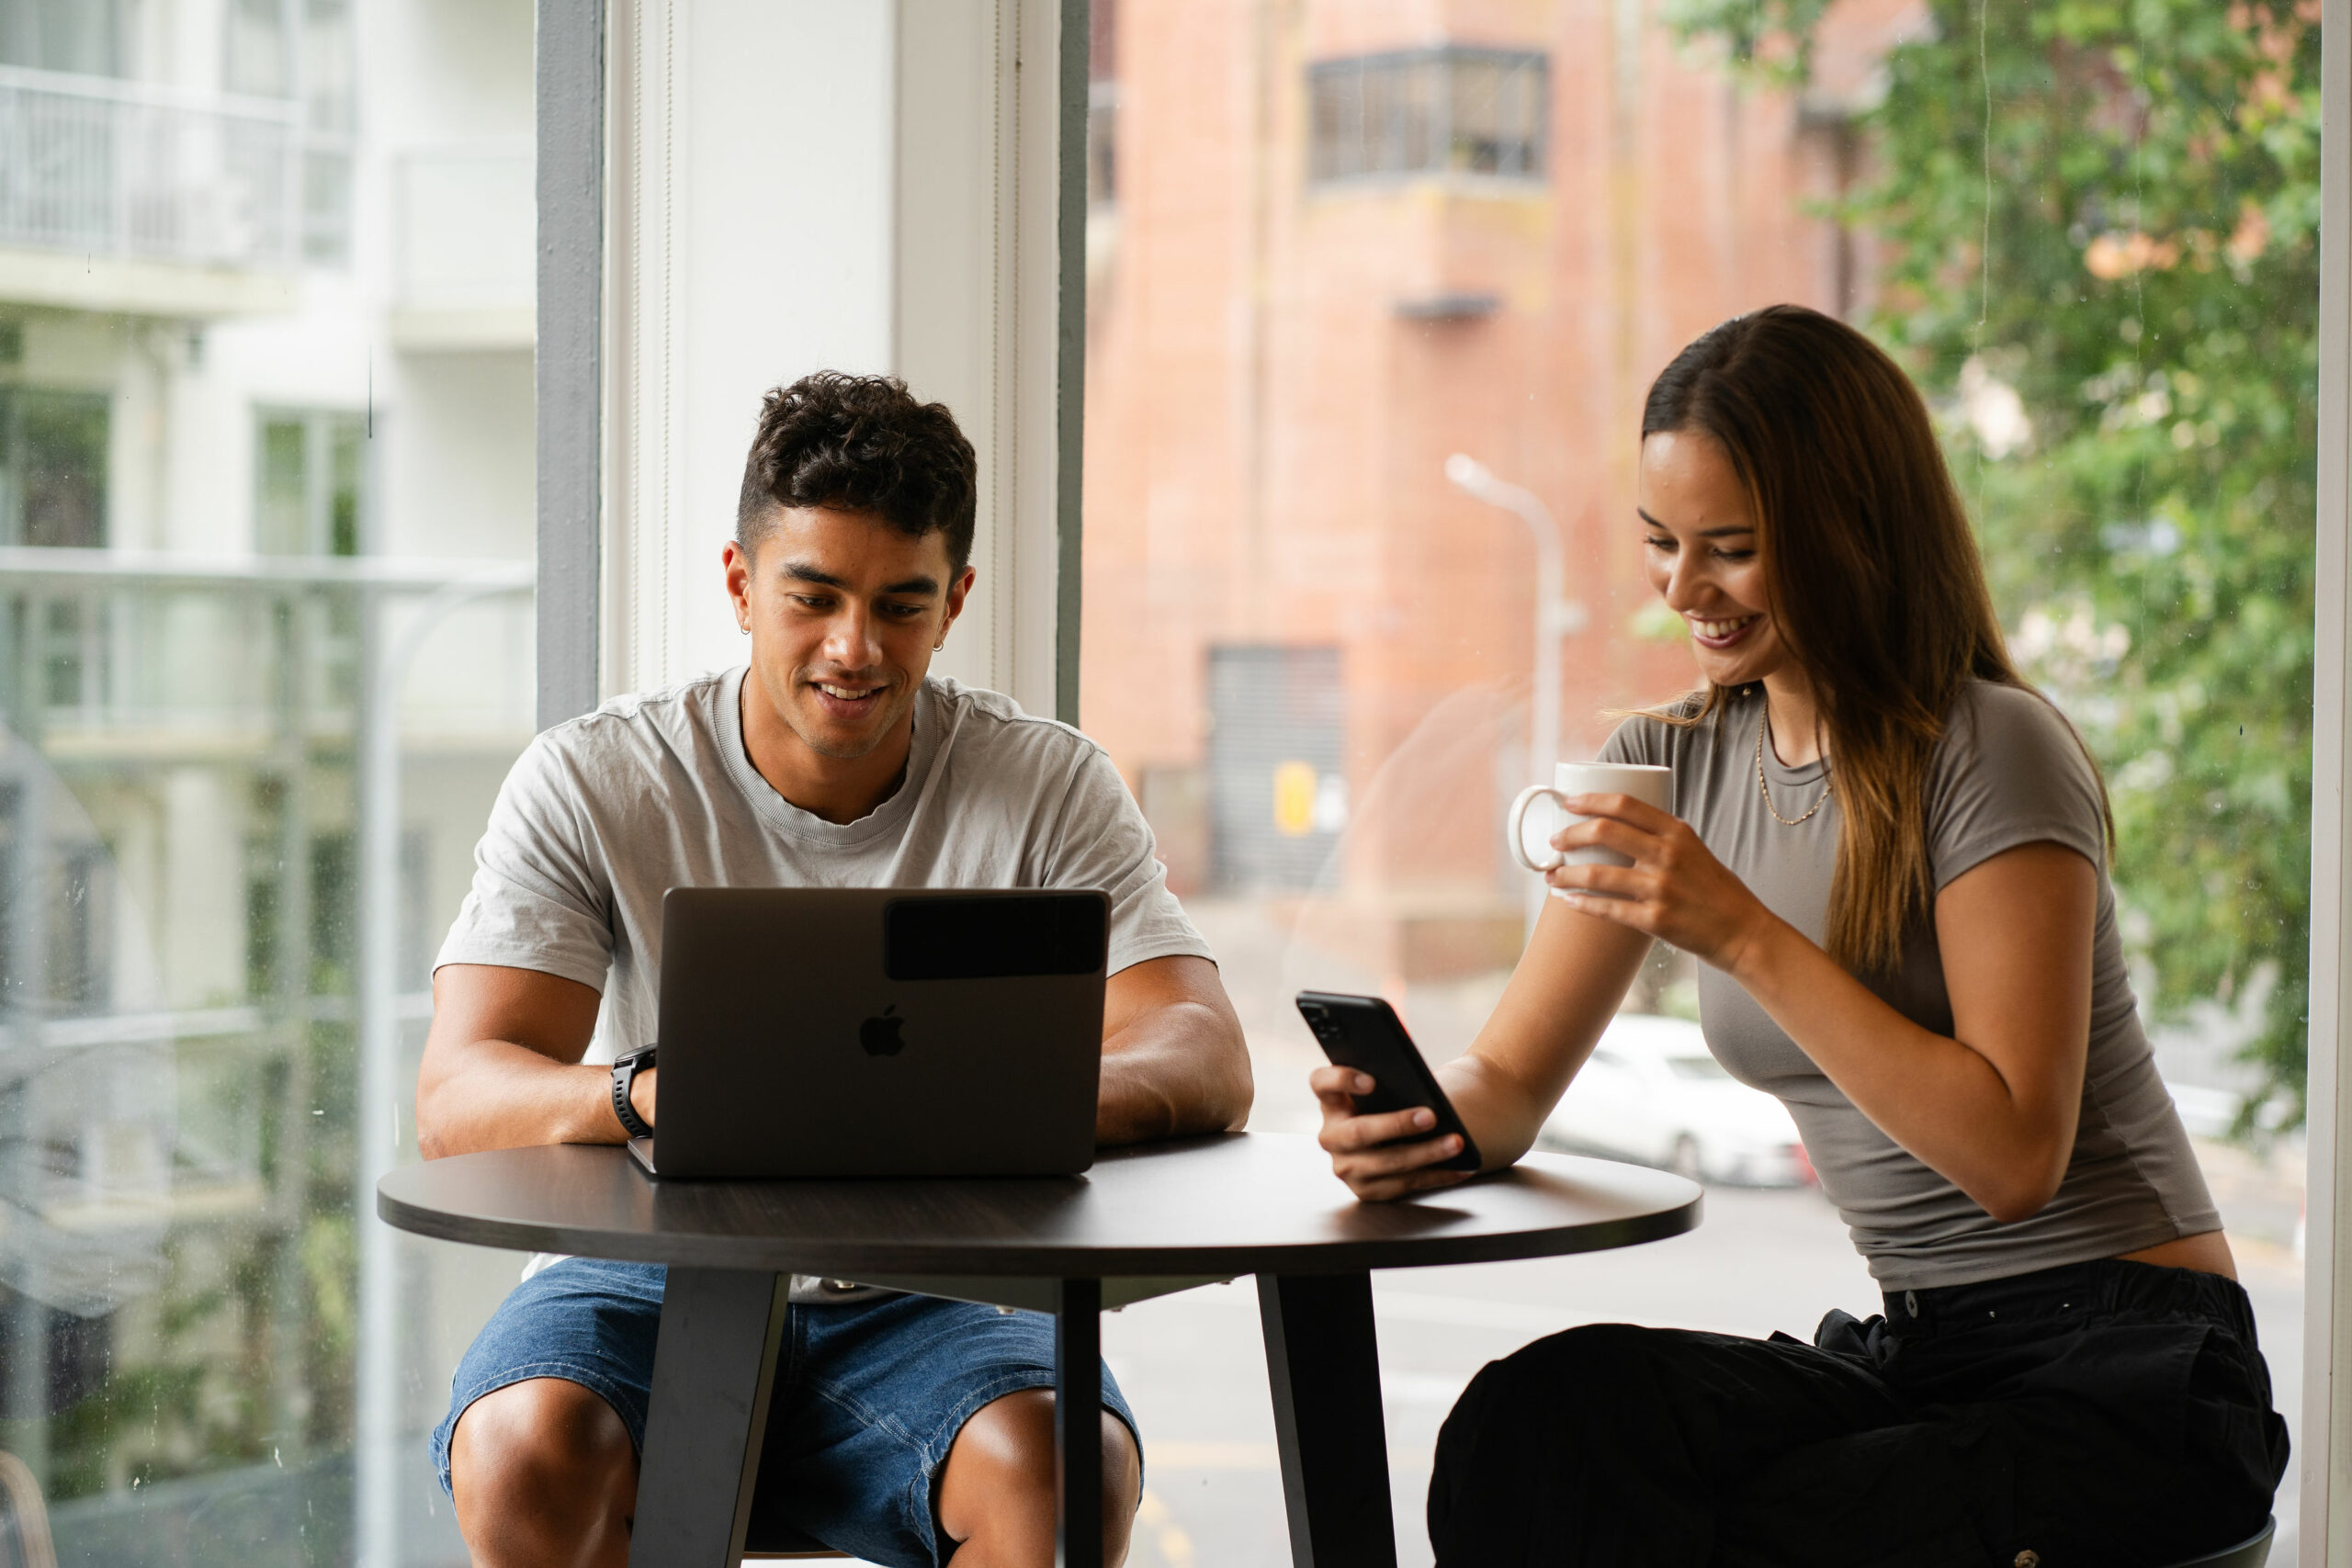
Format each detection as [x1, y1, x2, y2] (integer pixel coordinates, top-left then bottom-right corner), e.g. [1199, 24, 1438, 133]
[896, 0, 1067, 717]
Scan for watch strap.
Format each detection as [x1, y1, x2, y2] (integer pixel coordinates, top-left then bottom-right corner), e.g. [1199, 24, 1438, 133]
[612, 1046, 655, 1139]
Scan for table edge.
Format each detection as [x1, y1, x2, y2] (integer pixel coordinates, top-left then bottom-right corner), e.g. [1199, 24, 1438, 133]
[376, 1182, 1702, 1277]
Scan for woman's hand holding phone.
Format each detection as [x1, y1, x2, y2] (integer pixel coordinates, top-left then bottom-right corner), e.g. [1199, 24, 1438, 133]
[1312, 1065, 1476, 1201]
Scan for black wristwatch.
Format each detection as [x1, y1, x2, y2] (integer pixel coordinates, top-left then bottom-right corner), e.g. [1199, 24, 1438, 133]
[612, 1043, 657, 1139]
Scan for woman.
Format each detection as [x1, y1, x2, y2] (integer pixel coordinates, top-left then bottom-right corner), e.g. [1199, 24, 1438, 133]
[1316, 306, 2288, 1566]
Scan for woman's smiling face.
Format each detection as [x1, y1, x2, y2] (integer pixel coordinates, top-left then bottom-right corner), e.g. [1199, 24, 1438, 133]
[1638, 428, 1792, 690]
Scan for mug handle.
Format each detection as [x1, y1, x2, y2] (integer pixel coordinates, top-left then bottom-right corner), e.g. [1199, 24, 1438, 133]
[1509, 785, 1567, 873]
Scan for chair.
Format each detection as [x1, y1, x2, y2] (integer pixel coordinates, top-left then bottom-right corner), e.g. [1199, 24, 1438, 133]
[2162, 1516, 2275, 1568]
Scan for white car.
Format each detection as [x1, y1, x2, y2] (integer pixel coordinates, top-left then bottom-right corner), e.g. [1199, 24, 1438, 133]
[1538, 1014, 1815, 1187]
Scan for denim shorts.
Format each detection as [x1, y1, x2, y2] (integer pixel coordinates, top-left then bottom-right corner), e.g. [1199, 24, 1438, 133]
[431, 1258, 1139, 1568]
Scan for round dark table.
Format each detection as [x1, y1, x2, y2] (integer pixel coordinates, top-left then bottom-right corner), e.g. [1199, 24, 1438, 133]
[379, 1132, 1700, 1568]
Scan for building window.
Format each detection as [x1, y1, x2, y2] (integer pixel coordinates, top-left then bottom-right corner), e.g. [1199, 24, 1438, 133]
[1306, 47, 1548, 188]
[0, 0, 129, 75]
[0, 389, 107, 550]
[1088, 0, 1118, 209]
[224, 0, 358, 265]
[255, 410, 365, 557]
[1090, 82, 1119, 209]
[1206, 645, 1348, 892]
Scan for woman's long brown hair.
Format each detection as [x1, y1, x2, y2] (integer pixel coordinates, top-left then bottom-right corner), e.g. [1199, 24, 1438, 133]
[1641, 305, 2109, 975]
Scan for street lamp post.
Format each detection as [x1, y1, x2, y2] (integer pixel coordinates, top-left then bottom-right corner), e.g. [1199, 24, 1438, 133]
[1444, 456, 1588, 937]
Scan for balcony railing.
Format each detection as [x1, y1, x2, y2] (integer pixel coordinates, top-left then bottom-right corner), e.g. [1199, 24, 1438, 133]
[0, 65, 352, 271]
[0, 547, 536, 745]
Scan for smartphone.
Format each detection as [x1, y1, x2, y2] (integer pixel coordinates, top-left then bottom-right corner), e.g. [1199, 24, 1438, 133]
[1295, 990, 1483, 1171]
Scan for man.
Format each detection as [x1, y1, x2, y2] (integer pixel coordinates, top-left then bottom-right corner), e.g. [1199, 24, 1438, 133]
[415, 371, 1252, 1567]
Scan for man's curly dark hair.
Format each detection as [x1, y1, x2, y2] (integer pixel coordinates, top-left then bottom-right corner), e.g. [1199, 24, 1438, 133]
[735, 372, 978, 572]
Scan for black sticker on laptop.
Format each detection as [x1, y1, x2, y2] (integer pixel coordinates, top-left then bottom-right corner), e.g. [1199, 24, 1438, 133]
[883, 894, 1109, 980]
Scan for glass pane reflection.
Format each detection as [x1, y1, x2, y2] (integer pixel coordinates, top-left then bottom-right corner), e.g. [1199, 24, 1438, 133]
[1082, 1, 2315, 1561]
[0, 1, 537, 1561]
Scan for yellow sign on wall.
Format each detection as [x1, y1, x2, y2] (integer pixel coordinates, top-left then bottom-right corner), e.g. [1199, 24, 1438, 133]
[1272, 761, 1317, 837]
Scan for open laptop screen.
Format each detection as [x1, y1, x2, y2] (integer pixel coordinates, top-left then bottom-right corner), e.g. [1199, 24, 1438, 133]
[883, 893, 1109, 981]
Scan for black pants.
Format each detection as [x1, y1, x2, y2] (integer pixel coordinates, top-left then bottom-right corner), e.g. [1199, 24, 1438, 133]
[1429, 1258, 2289, 1568]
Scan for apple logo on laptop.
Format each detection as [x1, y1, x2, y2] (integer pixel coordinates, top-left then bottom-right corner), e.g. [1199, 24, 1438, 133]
[860, 1005, 906, 1057]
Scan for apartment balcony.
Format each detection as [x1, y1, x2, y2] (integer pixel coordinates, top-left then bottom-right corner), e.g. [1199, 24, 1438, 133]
[0, 65, 351, 319]
[0, 547, 535, 757]
[391, 142, 534, 351]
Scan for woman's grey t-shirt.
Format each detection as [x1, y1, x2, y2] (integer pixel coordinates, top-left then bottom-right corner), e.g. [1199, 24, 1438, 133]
[437, 667, 1214, 1065]
[1601, 681, 2217, 1291]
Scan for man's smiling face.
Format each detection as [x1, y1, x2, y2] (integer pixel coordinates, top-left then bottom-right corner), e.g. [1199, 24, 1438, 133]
[726, 504, 974, 768]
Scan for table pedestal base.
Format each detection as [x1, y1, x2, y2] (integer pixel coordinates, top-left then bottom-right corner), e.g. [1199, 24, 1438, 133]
[626, 1274, 1123, 1568]
[631, 1269, 790, 1567]
[627, 1269, 1397, 1568]
[1261, 1271, 1398, 1568]
[1055, 1278, 1104, 1568]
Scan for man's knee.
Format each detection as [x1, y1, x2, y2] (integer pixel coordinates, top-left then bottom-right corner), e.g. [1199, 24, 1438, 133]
[940, 1388, 1139, 1551]
[451, 1375, 637, 1514]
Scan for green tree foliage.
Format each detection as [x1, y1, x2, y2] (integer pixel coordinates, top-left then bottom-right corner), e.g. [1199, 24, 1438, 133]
[1670, 0, 2322, 1122]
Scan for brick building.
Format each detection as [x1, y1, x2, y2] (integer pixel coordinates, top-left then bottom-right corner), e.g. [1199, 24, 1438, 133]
[1079, 0, 1919, 984]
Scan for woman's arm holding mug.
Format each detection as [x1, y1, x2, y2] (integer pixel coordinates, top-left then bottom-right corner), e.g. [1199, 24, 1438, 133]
[1547, 793, 2096, 1224]
[1314, 898, 1652, 1200]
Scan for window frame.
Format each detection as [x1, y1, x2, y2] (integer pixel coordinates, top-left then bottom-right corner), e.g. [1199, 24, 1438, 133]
[534, 0, 604, 731]
[2301, 0, 2350, 1551]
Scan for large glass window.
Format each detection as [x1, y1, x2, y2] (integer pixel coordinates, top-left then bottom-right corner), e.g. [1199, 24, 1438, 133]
[0, 0, 537, 1559]
[1083, 1, 2317, 1561]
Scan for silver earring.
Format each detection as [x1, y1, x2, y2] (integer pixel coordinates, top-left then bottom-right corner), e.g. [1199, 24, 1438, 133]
[739, 625, 750, 636]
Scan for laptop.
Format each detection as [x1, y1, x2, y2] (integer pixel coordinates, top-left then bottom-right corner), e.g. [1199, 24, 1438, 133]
[628, 887, 1109, 1179]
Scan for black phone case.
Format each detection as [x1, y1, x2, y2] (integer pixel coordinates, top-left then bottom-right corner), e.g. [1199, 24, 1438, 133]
[1295, 990, 1483, 1171]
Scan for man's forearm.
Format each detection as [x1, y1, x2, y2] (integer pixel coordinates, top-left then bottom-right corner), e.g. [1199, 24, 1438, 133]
[416, 1040, 626, 1158]
[1096, 1000, 1253, 1145]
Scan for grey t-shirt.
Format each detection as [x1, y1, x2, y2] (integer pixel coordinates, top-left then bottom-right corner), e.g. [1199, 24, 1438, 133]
[438, 667, 1213, 1062]
[1602, 681, 2218, 1290]
[436, 669, 1214, 1293]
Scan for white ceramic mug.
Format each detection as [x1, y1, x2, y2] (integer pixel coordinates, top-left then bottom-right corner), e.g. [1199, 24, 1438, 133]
[1509, 762, 1675, 895]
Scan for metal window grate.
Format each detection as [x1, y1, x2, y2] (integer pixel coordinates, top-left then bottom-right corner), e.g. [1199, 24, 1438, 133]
[1206, 645, 1346, 893]
[1306, 47, 1548, 188]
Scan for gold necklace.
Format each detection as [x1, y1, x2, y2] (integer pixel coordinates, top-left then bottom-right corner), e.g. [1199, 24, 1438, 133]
[1756, 708, 1832, 826]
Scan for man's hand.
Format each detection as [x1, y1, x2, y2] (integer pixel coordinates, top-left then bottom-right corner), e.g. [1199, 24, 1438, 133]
[1096, 955, 1252, 1145]
[415, 964, 612, 1158]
